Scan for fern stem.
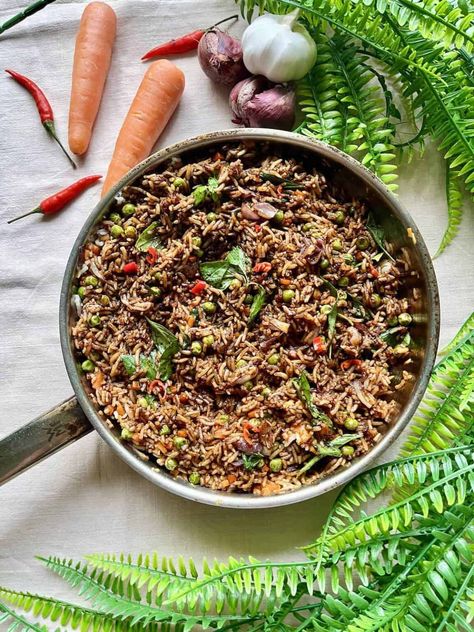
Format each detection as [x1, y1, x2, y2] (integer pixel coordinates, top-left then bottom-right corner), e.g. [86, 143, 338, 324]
[0, 601, 46, 631]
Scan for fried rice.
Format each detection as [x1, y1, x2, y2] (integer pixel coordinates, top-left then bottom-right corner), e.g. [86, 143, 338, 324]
[71, 141, 416, 495]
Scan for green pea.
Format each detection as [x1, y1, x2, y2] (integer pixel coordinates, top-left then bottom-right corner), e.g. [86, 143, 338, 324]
[81, 359, 95, 372]
[267, 353, 280, 366]
[269, 458, 283, 473]
[334, 210, 345, 225]
[206, 212, 217, 222]
[398, 312, 412, 326]
[191, 341, 202, 355]
[320, 304, 332, 315]
[344, 417, 359, 431]
[88, 314, 101, 327]
[160, 424, 171, 436]
[83, 275, 98, 287]
[388, 316, 398, 326]
[273, 210, 285, 224]
[244, 294, 253, 304]
[218, 414, 230, 423]
[343, 253, 354, 264]
[342, 445, 355, 457]
[203, 335, 215, 348]
[302, 222, 314, 232]
[236, 359, 247, 369]
[153, 271, 162, 281]
[173, 436, 187, 449]
[319, 258, 330, 271]
[121, 428, 133, 440]
[173, 177, 187, 189]
[338, 276, 350, 288]
[77, 287, 86, 299]
[122, 203, 136, 216]
[243, 380, 254, 391]
[202, 301, 217, 314]
[195, 248, 204, 258]
[189, 472, 200, 485]
[165, 457, 177, 471]
[109, 212, 121, 223]
[282, 289, 295, 303]
[261, 387, 272, 398]
[332, 239, 343, 252]
[110, 224, 124, 238]
[100, 295, 110, 306]
[393, 344, 409, 356]
[192, 236, 202, 248]
[150, 286, 162, 297]
[137, 397, 148, 408]
[356, 236, 370, 250]
[370, 293, 382, 308]
[124, 226, 137, 239]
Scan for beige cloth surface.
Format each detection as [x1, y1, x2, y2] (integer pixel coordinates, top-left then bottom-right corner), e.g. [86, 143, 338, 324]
[0, 0, 473, 603]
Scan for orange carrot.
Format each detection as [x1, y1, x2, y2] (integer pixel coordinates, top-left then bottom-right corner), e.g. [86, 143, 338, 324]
[69, 2, 116, 156]
[101, 60, 185, 196]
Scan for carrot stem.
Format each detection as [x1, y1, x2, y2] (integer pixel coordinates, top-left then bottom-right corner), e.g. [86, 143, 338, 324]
[7, 208, 41, 224]
[0, 0, 56, 36]
[43, 121, 77, 169]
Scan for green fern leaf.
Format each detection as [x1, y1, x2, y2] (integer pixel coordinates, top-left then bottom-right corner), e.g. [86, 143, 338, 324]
[441, 312, 474, 355]
[434, 163, 465, 257]
[0, 601, 49, 632]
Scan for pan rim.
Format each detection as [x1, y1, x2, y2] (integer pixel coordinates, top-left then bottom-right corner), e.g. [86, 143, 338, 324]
[59, 128, 440, 509]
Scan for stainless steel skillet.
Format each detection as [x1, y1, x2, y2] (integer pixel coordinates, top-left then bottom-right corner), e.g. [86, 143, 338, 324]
[0, 129, 440, 508]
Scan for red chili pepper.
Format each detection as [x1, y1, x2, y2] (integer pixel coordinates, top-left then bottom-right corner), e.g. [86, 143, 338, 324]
[141, 15, 238, 60]
[146, 246, 159, 265]
[341, 359, 362, 370]
[368, 264, 379, 278]
[190, 280, 207, 295]
[7, 175, 102, 224]
[254, 223, 262, 232]
[5, 69, 76, 169]
[148, 379, 166, 395]
[312, 336, 327, 354]
[253, 262, 272, 274]
[123, 262, 138, 275]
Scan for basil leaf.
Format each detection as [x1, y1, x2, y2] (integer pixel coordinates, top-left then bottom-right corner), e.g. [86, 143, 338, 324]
[207, 177, 220, 203]
[226, 247, 250, 280]
[248, 286, 266, 325]
[144, 394, 157, 408]
[367, 214, 395, 262]
[329, 433, 361, 448]
[121, 355, 136, 375]
[293, 372, 333, 426]
[317, 445, 343, 457]
[200, 247, 250, 290]
[146, 318, 180, 380]
[347, 293, 372, 320]
[140, 353, 158, 380]
[242, 453, 264, 470]
[135, 222, 162, 252]
[323, 280, 339, 340]
[199, 261, 231, 288]
[193, 185, 208, 206]
[380, 325, 404, 346]
[192, 177, 220, 206]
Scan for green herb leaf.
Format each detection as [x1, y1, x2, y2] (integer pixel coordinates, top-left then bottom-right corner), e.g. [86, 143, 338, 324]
[121, 355, 136, 375]
[347, 292, 372, 320]
[144, 394, 157, 408]
[380, 325, 404, 346]
[367, 214, 395, 261]
[140, 353, 158, 380]
[260, 172, 302, 190]
[323, 280, 339, 341]
[248, 286, 266, 325]
[329, 433, 361, 448]
[146, 318, 180, 380]
[242, 453, 264, 470]
[293, 372, 332, 426]
[135, 222, 162, 252]
[192, 177, 220, 206]
[200, 247, 250, 290]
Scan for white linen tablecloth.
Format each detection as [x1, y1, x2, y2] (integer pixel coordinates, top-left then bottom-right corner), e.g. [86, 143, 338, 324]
[0, 0, 473, 606]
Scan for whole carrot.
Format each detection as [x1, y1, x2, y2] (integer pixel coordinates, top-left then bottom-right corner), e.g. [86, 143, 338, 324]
[5, 69, 76, 169]
[68, 2, 117, 156]
[0, 0, 56, 36]
[141, 15, 238, 61]
[7, 175, 102, 224]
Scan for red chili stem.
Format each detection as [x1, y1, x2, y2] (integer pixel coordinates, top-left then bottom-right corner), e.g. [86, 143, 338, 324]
[5, 68, 76, 169]
[8, 175, 101, 224]
[141, 14, 238, 60]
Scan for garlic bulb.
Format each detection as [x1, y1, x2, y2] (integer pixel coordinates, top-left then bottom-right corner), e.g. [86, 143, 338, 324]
[242, 10, 317, 83]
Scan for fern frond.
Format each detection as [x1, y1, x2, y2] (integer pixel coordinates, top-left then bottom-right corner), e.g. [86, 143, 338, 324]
[434, 163, 465, 257]
[0, 587, 136, 631]
[39, 556, 258, 629]
[440, 311, 474, 355]
[433, 564, 474, 632]
[0, 601, 48, 632]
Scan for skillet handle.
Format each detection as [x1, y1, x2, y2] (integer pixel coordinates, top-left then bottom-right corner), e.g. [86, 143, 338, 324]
[0, 397, 92, 486]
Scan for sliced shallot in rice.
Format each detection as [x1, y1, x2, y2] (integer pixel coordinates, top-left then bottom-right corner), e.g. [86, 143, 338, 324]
[254, 202, 277, 219]
[90, 260, 106, 281]
[241, 203, 260, 220]
[352, 380, 376, 408]
[71, 294, 82, 317]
